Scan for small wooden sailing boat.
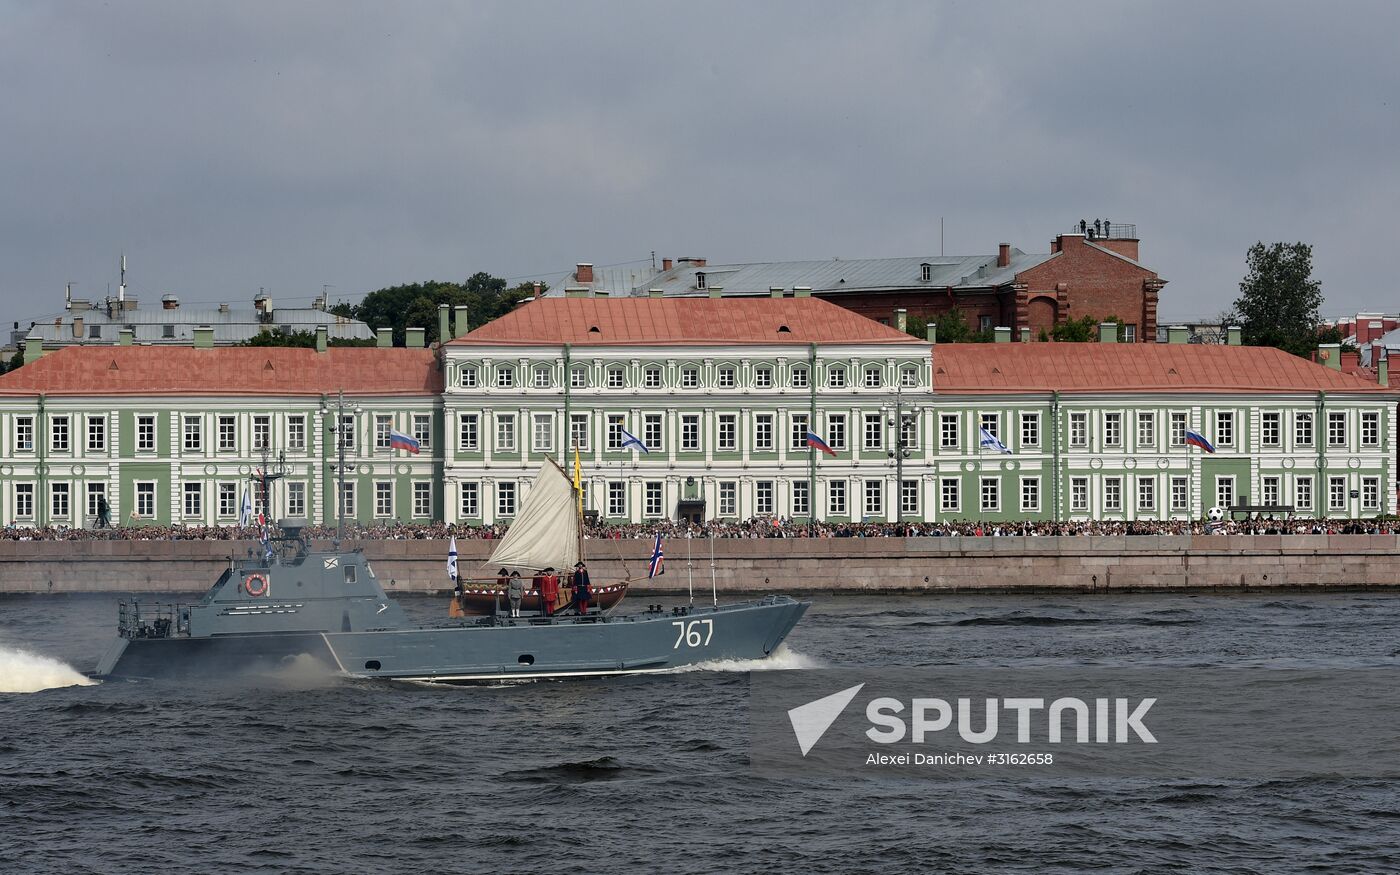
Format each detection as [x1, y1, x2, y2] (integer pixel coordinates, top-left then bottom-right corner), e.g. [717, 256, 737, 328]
[449, 459, 630, 616]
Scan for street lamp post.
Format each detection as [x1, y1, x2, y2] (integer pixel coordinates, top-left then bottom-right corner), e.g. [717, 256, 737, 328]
[321, 389, 362, 543]
[880, 385, 916, 526]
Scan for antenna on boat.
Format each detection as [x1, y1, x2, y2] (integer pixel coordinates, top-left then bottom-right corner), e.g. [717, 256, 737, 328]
[686, 534, 694, 606]
[708, 533, 717, 607]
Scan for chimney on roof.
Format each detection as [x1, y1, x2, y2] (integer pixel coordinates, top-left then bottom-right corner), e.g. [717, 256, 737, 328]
[24, 334, 44, 363]
[218, 302, 230, 313]
[73, 316, 84, 340]
[926, 323, 937, 344]
[532, 281, 543, 299]
[1226, 325, 1242, 346]
[1098, 322, 1118, 343]
[994, 326, 1011, 343]
[1317, 342, 1342, 370]
[454, 305, 470, 338]
[118, 328, 133, 346]
[565, 287, 588, 298]
[1019, 327, 1030, 343]
[577, 263, 594, 284]
[161, 294, 178, 310]
[680, 257, 707, 268]
[661, 258, 673, 271]
[793, 286, 812, 298]
[254, 291, 272, 322]
[193, 325, 215, 349]
[594, 289, 609, 298]
[437, 304, 450, 345]
[770, 286, 784, 299]
[648, 289, 664, 299]
[998, 243, 1011, 268]
[312, 325, 327, 353]
[707, 286, 723, 299]
[1380, 355, 1390, 388]
[1167, 325, 1190, 344]
[312, 292, 327, 311]
[376, 328, 393, 348]
[894, 308, 908, 333]
[405, 327, 426, 348]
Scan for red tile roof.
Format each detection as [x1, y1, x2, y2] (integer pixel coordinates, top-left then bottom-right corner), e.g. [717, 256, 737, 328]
[933, 343, 1397, 394]
[448, 296, 925, 346]
[0, 347, 443, 397]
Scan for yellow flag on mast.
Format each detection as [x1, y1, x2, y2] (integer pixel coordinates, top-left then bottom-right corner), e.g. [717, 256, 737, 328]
[573, 446, 583, 518]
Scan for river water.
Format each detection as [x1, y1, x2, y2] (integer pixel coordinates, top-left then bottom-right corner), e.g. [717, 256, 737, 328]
[2, 591, 1398, 874]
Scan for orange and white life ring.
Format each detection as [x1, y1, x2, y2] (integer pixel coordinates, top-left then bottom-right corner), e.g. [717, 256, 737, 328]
[244, 573, 270, 597]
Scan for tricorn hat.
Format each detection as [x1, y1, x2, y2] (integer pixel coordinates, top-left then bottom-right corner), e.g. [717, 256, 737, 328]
[575, 561, 586, 568]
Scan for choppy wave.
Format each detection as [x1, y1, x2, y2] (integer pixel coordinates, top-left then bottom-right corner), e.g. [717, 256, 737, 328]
[0, 646, 97, 693]
[661, 644, 825, 673]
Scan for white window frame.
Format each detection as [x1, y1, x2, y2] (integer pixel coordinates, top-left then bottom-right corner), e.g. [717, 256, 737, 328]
[458, 414, 479, 451]
[1069, 412, 1087, 448]
[1020, 412, 1040, 449]
[979, 477, 1000, 513]
[828, 480, 847, 516]
[754, 414, 774, 451]
[87, 415, 106, 453]
[940, 478, 960, 513]
[532, 413, 553, 453]
[940, 414, 959, 449]
[1104, 476, 1123, 512]
[413, 481, 432, 518]
[1295, 476, 1313, 512]
[496, 413, 517, 452]
[183, 482, 202, 518]
[1020, 477, 1040, 513]
[375, 481, 394, 518]
[460, 482, 480, 517]
[1070, 477, 1089, 512]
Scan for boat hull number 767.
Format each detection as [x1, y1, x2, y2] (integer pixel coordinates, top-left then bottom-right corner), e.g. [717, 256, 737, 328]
[671, 619, 714, 649]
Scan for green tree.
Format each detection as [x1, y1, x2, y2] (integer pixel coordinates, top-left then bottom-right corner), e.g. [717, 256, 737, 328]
[237, 329, 376, 348]
[1051, 315, 1098, 342]
[1233, 242, 1324, 358]
[347, 272, 520, 346]
[931, 308, 979, 343]
[1050, 313, 1124, 342]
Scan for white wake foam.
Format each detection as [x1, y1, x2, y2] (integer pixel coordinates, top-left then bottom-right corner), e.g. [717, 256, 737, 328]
[0, 646, 98, 693]
[662, 644, 826, 674]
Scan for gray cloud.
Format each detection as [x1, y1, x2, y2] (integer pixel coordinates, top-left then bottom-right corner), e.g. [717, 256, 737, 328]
[1, 0, 1396, 329]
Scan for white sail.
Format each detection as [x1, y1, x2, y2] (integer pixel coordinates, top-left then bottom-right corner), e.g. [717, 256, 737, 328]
[487, 460, 580, 571]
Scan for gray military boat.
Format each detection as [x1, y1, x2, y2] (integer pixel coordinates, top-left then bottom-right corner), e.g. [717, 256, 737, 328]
[94, 462, 808, 683]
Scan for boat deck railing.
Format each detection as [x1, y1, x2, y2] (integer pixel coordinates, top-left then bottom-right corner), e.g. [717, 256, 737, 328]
[117, 599, 190, 640]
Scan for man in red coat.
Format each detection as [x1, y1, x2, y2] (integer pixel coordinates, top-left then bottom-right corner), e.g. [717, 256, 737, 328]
[539, 568, 559, 617]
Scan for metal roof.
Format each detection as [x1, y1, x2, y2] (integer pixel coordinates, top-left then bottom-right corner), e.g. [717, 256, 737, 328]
[449, 296, 927, 347]
[545, 250, 1055, 297]
[0, 346, 441, 396]
[22, 306, 375, 345]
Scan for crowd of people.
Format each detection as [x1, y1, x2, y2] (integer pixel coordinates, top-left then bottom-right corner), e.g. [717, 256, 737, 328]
[3, 516, 1398, 541]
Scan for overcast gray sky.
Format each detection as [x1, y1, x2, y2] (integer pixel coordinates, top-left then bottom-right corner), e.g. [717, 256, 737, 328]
[3, 1, 1397, 330]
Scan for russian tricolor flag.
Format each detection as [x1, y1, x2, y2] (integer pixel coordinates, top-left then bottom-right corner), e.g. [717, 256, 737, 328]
[389, 429, 421, 454]
[806, 431, 837, 456]
[1185, 430, 1216, 453]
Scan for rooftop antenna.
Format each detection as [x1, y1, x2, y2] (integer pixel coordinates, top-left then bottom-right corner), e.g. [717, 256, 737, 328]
[940, 217, 944, 256]
[118, 254, 127, 302]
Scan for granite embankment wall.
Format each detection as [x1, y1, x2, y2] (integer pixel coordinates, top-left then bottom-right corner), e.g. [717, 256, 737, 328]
[1, 535, 1398, 594]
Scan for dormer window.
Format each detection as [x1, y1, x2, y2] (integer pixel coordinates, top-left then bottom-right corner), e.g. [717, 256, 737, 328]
[920, 263, 931, 282]
[696, 272, 706, 290]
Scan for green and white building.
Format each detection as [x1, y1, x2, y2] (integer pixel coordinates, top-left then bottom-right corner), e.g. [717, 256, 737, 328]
[0, 344, 443, 528]
[0, 295, 1393, 527]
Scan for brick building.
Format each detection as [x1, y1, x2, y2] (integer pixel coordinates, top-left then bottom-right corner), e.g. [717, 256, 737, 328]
[554, 223, 1166, 342]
